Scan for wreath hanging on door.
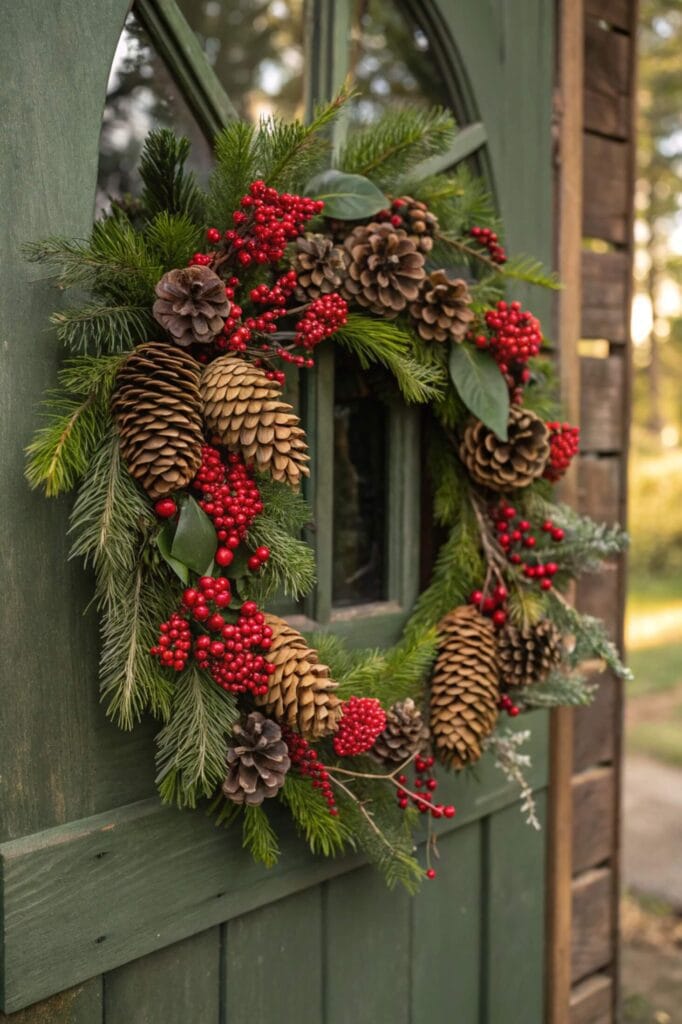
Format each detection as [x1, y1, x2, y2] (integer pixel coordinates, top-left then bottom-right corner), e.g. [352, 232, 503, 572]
[26, 94, 627, 889]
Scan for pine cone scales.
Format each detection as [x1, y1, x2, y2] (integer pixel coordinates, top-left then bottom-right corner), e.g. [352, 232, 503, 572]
[112, 342, 203, 499]
[430, 605, 500, 769]
[254, 615, 342, 739]
[372, 698, 430, 765]
[460, 405, 550, 491]
[222, 712, 290, 805]
[395, 195, 439, 253]
[341, 222, 425, 317]
[200, 355, 309, 488]
[498, 619, 563, 688]
[153, 266, 230, 347]
[293, 234, 347, 300]
[410, 270, 474, 343]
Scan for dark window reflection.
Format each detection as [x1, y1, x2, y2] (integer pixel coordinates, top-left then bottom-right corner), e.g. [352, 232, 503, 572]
[333, 354, 388, 606]
[96, 11, 213, 217]
[177, 0, 305, 122]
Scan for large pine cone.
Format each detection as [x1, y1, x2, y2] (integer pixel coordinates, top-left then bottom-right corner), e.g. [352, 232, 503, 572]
[498, 619, 563, 688]
[371, 698, 430, 765]
[254, 615, 342, 739]
[200, 355, 309, 489]
[292, 234, 347, 301]
[153, 266, 230, 347]
[111, 342, 203, 499]
[430, 605, 500, 769]
[222, 712, 290, 806]
[459, 405, 550, 491]
[393, 196, 439, 254]
[410, 269, 474, 343]
[341, 222, 425, 318]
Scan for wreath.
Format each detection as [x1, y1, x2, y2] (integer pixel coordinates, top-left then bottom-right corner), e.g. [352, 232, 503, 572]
[26, 95, 627, 889]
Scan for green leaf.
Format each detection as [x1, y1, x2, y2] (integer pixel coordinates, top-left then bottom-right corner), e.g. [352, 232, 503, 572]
[170, 496, 217, 575]
[448, 345, 509, 440]
[304, 169, 388, 220]
[156, 522, 189, 584]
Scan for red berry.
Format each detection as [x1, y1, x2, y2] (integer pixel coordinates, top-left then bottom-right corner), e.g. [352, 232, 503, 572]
[426, 868, 437, 880]
[154, 498, 177, 519]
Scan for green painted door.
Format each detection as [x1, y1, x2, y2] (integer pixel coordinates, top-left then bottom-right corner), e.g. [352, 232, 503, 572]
[0, 2, 554, 1021]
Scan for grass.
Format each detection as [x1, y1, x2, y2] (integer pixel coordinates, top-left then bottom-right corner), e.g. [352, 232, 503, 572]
[628, 721, 682, 767]
[628, 642, 682, 697]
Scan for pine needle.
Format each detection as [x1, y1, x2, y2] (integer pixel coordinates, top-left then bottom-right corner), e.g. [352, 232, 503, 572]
[281, 775, 353, 857]
[139, 128, 206, 224]
[50, 302, 153, 355]
[242, 804, 280, 868]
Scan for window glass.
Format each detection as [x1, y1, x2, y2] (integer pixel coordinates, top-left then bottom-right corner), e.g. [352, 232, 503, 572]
[96, 11, 213, 216]
[177, 0, 305, 121]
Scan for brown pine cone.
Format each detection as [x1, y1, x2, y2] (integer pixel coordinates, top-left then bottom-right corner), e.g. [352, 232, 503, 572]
[498, 619, 563, 688]
[393, 196, 439, 254]
[222, 712, 290, 806]
[409, 269, 474, 343]
[111, 342, 203, 499]
[371, 698, 430, 765]
[430, 605, 500, 769]
[254, 615, 342, 739]
[292, 234, 347, 301]
[153, 266, 230, 347]
[200, 355, 309, 489]
[459, 405, 550, 491]
[341, 222, 425, 318]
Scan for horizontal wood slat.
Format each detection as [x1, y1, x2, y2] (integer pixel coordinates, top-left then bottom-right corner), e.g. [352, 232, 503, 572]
[571, 869, 613, 984]
[0, 714, 549, 1013]
[579, 356, 626, 452]
[584, 19, 630, 139]
[569, 973, 613, 1024]
[576, 565, 622, 639]
[573, 671, 619, 773]
[585, 0, 631, 31]
[577, 456, 623, 523]
[582, 136, 630, 243]
[581, 251, 630, 342]
[572, 768, 615, 874]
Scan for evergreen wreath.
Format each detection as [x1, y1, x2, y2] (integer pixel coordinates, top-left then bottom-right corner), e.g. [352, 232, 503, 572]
[25, 95, 628, 890]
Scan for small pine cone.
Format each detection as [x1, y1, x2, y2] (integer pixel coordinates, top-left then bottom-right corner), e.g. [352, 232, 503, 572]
[409, 269, 474, 343]
[341, 222, 425, 318]
[394, 196, 439, 253]
[254, 615, 342, 740]
[498, 619, 563, 688]
[459, 405, 550, 491]
[111, 342, 203, 499]
[222, 712, 291, 806]
[371, 698, 430, 765]
[292, 233, 347, 301]
[430, 605, 500, 769]
[200, 354, 309, 489]
[153, 266, 231, 347]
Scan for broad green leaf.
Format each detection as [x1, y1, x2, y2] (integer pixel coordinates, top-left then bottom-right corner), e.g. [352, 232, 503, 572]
[304, 169, 388, 220]
[449, 344, 509, 440]
[156, 522, 189, 584]
[170, 496, 217, 575]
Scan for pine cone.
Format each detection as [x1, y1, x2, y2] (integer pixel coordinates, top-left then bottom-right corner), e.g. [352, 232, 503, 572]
[409, 269, 474, 343]
[222, 712, 290, 805]
[254, 615, 342, 739]
[459, 405, 550, 491]
[371, 698, 430, 765]
[341, 222, 425, 318]
[292, 233, 347, 301]
[111, 342, 203, 500]
[153, 266, 230, 347]
[430, 605, 500, 769]
[498, 619, 563, 688]
[394, 195, 439, 253]
[200, 355, 309, 489]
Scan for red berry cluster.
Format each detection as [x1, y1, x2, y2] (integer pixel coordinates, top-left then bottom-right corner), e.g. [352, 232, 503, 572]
[498, 693, 520, 718]
[217, 271, 300, 354]
[469, 584, 509, 627]
[182, 575, 233, 619]
[332, 697, 387, 757]
[189, 252, 213, 266]
[150, 611, 192, 671]
[543, 422, 580, 482]
[191, 597, 275, 695]
[294, 293, 348, 349]
[225, 181, 323, 268]
[469, 225, 507, 264]
[395, 754, 456, 822]
[374, 196, 416, 229]
[474, 301, 542, 386]
[283, 727, 338, 816]
[491, 503, 563, 589]
[191, 446, 265, 571]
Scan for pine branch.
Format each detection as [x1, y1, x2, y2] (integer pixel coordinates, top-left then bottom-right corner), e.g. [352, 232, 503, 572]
[50, 302, 154, 355]
[527, 500, 629, 577]
[139, 128, 206, 224]
[242, 804, 280, 868]
[403, 165, 498, 238]
[156, 667, 239, 808]
[255, 91, 348, 191]
[500, 254, 561, 291]
[546, 591, 632, 679]
[280, 774, 352, 857]
[507, 587, 546, 629]
[207, 121, 258, 227]
[144, 211, 203, 271]
[335, 650, 388, 700]
[381, 629, 439, 703]
[427, 430, 468, 526]
[240, 478, 316, 602]
[511, 669, 596, 709]
[521, 357, 562, 420]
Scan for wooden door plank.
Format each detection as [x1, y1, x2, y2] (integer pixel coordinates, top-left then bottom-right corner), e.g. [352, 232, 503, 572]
[223, 888, 322, 1024]
[485, 793, 547, 1023]
[104, 929, 220, 1024]
[585, 0, 631, 31]
[577, 456, 623, 524]
[573, 671, 618, 772]
[581, 251, 630, 343]
[572, 768, 615, 874]
[0, 980, 103, 1024]
[569, 973, 613, 1024]
[324, 866, 410, 1024]
[411, 825, 481, 1022]
[571, 869, 613, 984]
[579, 356, 626, 453]
[582, 136, 629, 243]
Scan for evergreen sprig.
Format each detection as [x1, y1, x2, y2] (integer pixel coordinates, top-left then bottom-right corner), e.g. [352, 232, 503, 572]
[49, 302, 154, 356]
[281, 774, 352, 857]
[529, 500, 628, 577]
[510, 669, 596, 709]
[241, 477, 316, 602]
[242, 804, 280, 869]
[546, 592, 631, 679]
[139, 128, 206, 224]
